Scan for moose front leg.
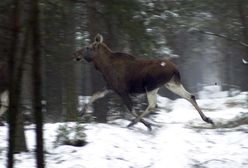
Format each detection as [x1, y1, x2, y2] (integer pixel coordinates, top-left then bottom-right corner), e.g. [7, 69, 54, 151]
[80, 88, 110, 116]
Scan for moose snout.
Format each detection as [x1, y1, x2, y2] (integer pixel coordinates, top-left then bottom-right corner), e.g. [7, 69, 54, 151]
[72, 53, 82, 61]
[75, 57, 81, 61]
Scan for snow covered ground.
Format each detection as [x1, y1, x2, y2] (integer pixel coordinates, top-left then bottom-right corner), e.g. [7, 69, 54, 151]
[0, 89, 248, 168]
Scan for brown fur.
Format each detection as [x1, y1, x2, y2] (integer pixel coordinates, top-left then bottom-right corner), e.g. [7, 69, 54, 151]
[83, 44, 181, 95]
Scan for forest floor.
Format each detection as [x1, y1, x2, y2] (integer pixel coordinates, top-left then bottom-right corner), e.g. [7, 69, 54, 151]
[0, 88, 248, 168]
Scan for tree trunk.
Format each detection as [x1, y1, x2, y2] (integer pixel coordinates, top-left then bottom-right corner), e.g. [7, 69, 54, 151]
[62, 0, 78, 121]
[31, 0, 45, 167]
[8, 0, 28, 167]
[41, 5, 64, 122]
[86, 0, 109, 122]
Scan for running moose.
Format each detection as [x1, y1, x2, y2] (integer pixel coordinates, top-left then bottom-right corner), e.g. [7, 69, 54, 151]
[73, 34, 214, 130]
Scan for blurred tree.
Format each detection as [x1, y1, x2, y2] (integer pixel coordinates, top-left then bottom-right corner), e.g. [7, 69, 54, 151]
[61, 0, 78, 121]
[7, 0, 28, 167]
[41, 0, 64, 121]
[146, 0, 248, 91]
[0, 0, 11, 123]
[31, 0, 45, 167]
[0, 0, 12, 61]
[40, 0, 78, 122]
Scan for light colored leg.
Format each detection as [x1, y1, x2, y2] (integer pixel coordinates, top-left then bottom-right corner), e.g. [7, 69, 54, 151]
[130, 110, 152, 131]
[88, 89, 110, 105]
[119, 92, 152, 130]
[127, 88, 158, 128]
[0, 90, 9, 117]
[165, 81, 192, 101]
[140, 88, 159, 119]
[165, 79, 214, 124]
[80, 88, 110, 115]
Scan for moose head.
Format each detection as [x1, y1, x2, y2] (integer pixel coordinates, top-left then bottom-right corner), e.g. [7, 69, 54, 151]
[73, 34, 104, 62]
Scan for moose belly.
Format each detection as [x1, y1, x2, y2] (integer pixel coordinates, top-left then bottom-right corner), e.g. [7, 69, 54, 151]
[127, 73, 171, 94]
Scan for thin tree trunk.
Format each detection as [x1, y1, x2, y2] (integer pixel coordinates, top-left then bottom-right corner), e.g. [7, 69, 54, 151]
[7, 0, 19, 166]
[31, 0, 45, 167]
[41, 4, 63, 122]
[62, 0, 78, 121]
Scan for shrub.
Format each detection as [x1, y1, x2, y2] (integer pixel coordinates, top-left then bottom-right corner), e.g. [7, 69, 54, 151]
[54, 122, 87, 147]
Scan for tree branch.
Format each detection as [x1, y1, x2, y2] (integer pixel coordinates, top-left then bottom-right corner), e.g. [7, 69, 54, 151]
[191, 28, 248, 47]
[190, 28, 248, 64]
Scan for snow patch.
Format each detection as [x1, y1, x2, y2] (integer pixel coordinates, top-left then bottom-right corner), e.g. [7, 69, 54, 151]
[0, 91, 248, 168]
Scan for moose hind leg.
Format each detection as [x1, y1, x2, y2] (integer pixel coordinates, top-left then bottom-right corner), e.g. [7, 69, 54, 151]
[127, 89, 158, 129]
[120, 93, 152, 131]
[129, 110, 152, 131]
[165, 80, 214, 125]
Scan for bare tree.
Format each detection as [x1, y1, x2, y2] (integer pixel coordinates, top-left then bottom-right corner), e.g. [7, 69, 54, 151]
[7, 0, 28, 167]
[31, 0, 45, 167]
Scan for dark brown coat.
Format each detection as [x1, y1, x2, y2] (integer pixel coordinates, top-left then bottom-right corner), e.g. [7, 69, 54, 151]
[94, 51, 179, 94]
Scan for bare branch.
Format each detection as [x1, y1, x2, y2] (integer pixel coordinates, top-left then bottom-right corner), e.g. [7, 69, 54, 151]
[189, 28, 248, 64]
[191, 28, 248, 48]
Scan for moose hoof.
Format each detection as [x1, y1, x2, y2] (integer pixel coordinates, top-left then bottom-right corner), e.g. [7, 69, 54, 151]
[79, 108, 86, 116]
[205, 117, 215, 125]
[79, 109, 84, 116]
[144, 122, 152, 131]
[127, 119, 152, 131]
[127, 119, 138, 128]
[79, 104, 90, 116]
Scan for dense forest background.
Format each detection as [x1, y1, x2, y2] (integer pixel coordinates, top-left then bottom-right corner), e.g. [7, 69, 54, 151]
[0, 0, 248, 167]
[1, 0, 248, 122]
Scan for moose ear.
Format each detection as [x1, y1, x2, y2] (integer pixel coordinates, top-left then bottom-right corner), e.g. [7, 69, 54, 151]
[94, 34, 103, 43]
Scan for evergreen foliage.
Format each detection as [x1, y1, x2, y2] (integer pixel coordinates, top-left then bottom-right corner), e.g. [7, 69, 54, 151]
[55, 122, 87, 147]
